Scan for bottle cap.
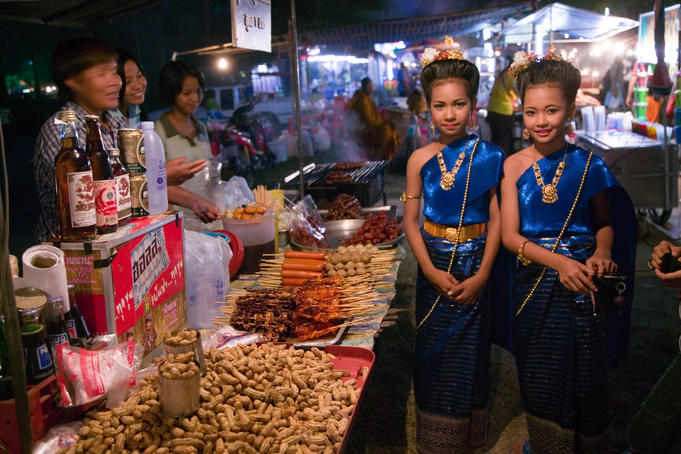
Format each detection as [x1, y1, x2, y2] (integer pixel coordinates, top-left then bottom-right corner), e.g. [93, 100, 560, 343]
[85, 114, 99, 120]
[47, 297, 65, 312]
[57, 110, 77, 122]
[110, 147, 120, 156]
[141, 121, 154, 130]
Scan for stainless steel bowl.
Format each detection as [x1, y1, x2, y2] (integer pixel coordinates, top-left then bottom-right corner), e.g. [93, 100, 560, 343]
[290, 219, 404, 250]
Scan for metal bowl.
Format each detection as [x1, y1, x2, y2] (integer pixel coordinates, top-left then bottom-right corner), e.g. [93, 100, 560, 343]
[290, 219, 404, 251]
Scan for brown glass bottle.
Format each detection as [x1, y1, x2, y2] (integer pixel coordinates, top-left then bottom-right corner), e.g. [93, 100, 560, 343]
[110, 148, 131, 225]
[53, 110, 96, 241]
[85, 115, 118, 234]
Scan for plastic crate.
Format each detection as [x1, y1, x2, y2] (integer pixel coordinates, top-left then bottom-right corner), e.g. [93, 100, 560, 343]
[0, 375, 62, 454]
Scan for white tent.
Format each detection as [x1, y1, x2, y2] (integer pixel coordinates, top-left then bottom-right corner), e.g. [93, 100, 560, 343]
[502, 2, 638, 49]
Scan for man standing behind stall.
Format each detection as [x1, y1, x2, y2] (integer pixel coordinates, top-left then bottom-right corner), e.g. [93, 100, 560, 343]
[34, 37, 126, 241]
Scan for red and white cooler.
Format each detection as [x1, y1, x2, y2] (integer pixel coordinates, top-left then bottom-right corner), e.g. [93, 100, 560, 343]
[52, 213, 186, 360]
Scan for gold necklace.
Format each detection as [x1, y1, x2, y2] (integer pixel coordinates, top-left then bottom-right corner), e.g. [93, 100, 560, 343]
[436, 137, 475, 191]
[532, 145, 567, 204]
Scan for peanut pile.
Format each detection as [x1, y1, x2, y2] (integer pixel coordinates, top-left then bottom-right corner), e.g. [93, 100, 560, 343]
[59, 343, 358, 454]
[165, 329, 199, 347]
[160, 352, 200, 379]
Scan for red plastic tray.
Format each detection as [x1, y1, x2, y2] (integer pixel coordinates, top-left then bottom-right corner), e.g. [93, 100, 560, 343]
[323, 345, 375, 453]
[212, 229, 244, 277]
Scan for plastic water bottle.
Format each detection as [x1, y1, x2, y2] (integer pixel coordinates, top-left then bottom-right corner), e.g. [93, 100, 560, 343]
[141, 121, 168, 215]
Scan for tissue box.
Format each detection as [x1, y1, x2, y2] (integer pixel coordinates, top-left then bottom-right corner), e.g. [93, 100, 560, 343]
[53, 213, 186, 360]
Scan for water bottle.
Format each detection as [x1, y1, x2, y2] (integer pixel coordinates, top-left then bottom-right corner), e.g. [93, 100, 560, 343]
[141, 121, 168, 215]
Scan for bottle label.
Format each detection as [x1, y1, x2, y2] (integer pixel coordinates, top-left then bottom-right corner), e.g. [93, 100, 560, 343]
[93, 179, 118, 227]
[48, 332, 69, 358]
[65, 318, 77, 338]
[115, 174, 132, 221]
[37, 343, 53, 370]
[66, 171, 96, 228]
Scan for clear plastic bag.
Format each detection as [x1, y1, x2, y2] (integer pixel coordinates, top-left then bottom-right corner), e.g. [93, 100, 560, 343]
[32, 422, 82, 454]
[221, 175, 255, 210]
[289, 195, 328, 248]
[56, 341, 137, 408]
[184, 230, 232, 329]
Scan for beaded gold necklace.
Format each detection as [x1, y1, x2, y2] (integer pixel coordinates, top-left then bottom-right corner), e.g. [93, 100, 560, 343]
[532, 145, 567, 204]
[436, 137, 474, 191]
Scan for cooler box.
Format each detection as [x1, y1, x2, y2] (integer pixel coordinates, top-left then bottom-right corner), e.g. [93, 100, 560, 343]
[53, 213, 186, 360]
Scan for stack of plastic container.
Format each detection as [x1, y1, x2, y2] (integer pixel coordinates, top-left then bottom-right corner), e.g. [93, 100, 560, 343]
[632, 62, 651, 120]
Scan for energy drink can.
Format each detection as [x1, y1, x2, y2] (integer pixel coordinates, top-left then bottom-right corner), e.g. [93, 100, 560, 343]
[130, 174, 149, 218]
[118, 129, 145, 173]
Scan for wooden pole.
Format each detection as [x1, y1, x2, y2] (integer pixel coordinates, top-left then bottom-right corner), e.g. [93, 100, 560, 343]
[0, 120, 33, 452]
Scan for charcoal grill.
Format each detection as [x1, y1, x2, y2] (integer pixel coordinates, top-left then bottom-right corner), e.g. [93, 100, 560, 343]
[282, 161, 389, 207]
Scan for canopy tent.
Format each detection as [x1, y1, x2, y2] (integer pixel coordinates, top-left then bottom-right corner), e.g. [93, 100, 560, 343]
[502, 2, 638, 47]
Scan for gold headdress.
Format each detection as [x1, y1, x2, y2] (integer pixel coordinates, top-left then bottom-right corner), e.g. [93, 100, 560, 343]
[508, 44, 567, 79]
[421, 36, 465, 67]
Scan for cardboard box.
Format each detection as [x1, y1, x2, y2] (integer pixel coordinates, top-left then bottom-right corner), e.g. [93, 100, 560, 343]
[56, 213, 186, 360]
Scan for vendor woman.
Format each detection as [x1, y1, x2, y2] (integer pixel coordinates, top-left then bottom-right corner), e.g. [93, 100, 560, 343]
[155, 60, 220, 228]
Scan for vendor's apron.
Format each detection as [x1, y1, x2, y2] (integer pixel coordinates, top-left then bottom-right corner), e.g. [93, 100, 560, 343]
[164, 136, 221, 231]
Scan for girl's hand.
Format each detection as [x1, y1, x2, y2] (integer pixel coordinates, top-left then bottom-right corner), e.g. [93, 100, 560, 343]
[425, 268, 459, 296]
[586, 250, 617, 276]
[452, 274, 486, 305]
[556, 257, 597, 294]
[190, 196, 220, 223]
[650, 240, 680, 270]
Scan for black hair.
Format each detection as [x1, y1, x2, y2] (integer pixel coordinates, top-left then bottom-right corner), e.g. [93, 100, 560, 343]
[116, 48, 145, 103]
[51, 37, 118, 102]
[420, 59, 479, 104]
[158, 60, 205, 106]
[515, 59, 581, 104]
[360, 77, 372, 91]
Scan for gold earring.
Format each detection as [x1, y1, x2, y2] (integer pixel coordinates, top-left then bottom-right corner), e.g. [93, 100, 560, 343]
[430, 123, 436, 134]
[522, 128, 530, 141]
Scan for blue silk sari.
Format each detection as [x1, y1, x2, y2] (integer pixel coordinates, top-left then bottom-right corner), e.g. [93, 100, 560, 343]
[511, 145, 636, 453]
[414, 134, 504, 453]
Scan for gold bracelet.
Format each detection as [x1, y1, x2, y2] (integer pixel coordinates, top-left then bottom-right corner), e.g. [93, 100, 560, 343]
[400, 192, 421, 202]
[518, 239, 532, 266]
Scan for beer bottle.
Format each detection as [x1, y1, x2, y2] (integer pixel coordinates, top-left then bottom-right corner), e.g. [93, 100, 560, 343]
[67, 284, 90, 339]
[44, 297, 69, 364]
[110, 148, 132, 226]
[53, 109, 96, 242]
[85, 115, 118, 234]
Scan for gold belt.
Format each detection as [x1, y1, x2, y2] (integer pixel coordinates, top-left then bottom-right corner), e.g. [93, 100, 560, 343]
[423, 220, 487, 242]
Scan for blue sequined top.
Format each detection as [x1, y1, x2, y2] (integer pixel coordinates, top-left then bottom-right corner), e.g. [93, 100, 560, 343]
[516, 145, 621, 238]
[421, 134, 505, 226]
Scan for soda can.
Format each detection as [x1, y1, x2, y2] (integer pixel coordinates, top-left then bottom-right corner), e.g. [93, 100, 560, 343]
[130, 174, 149, 218]
[118, 129, 146, 173]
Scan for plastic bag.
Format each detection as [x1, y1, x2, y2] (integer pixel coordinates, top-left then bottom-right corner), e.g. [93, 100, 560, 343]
[184, 230, 232, 329]
[32, 422, 81, 454]
[56, 341, 136, 408]
[289, 195, 328, 248]
[221, 175, 255, 210]
[201, 325, 264, 351]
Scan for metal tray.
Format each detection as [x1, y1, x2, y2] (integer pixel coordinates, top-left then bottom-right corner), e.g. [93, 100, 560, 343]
[286, 325, 347, 347]
[291, 219, 405, 250]
[318, 205, 396, 220]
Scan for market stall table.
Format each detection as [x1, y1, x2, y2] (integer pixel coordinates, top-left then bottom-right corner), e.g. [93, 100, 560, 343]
[577, 129, 679, 217]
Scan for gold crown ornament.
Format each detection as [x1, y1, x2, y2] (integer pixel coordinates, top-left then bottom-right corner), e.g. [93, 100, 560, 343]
[508, 44, 567, 79]
[421, 36, 465, 67]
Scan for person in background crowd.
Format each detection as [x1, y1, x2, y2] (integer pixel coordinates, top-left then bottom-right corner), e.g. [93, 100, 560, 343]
[500, 46, 636, 454]
[603, 59, 625, 111]
[621, 240, 681, 454]
[486, 57, 519, 155]
[110, 48, 207, 187]
[346, 77, 399, 160]
[155, 60, 220, 227]
[397, 62, 411, 96]
[34, 36, 126, 241]
[403, 40, 504, 453]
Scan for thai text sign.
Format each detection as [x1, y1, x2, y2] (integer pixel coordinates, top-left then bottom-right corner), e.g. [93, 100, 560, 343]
[231, 0, 271, 52]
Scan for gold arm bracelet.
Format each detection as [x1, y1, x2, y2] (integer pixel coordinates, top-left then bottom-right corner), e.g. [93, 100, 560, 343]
[400, 192, 421, 202]
[518, 239, 532, 266]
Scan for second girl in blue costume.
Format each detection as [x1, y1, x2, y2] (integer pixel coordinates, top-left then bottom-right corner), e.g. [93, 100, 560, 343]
[500, 47, 636, 454]
[403, 38, 505, 453]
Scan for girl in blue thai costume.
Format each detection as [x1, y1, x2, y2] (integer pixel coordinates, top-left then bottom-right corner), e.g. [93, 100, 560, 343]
[403, 37, 505, 453]
[500, 47, 636, 454]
